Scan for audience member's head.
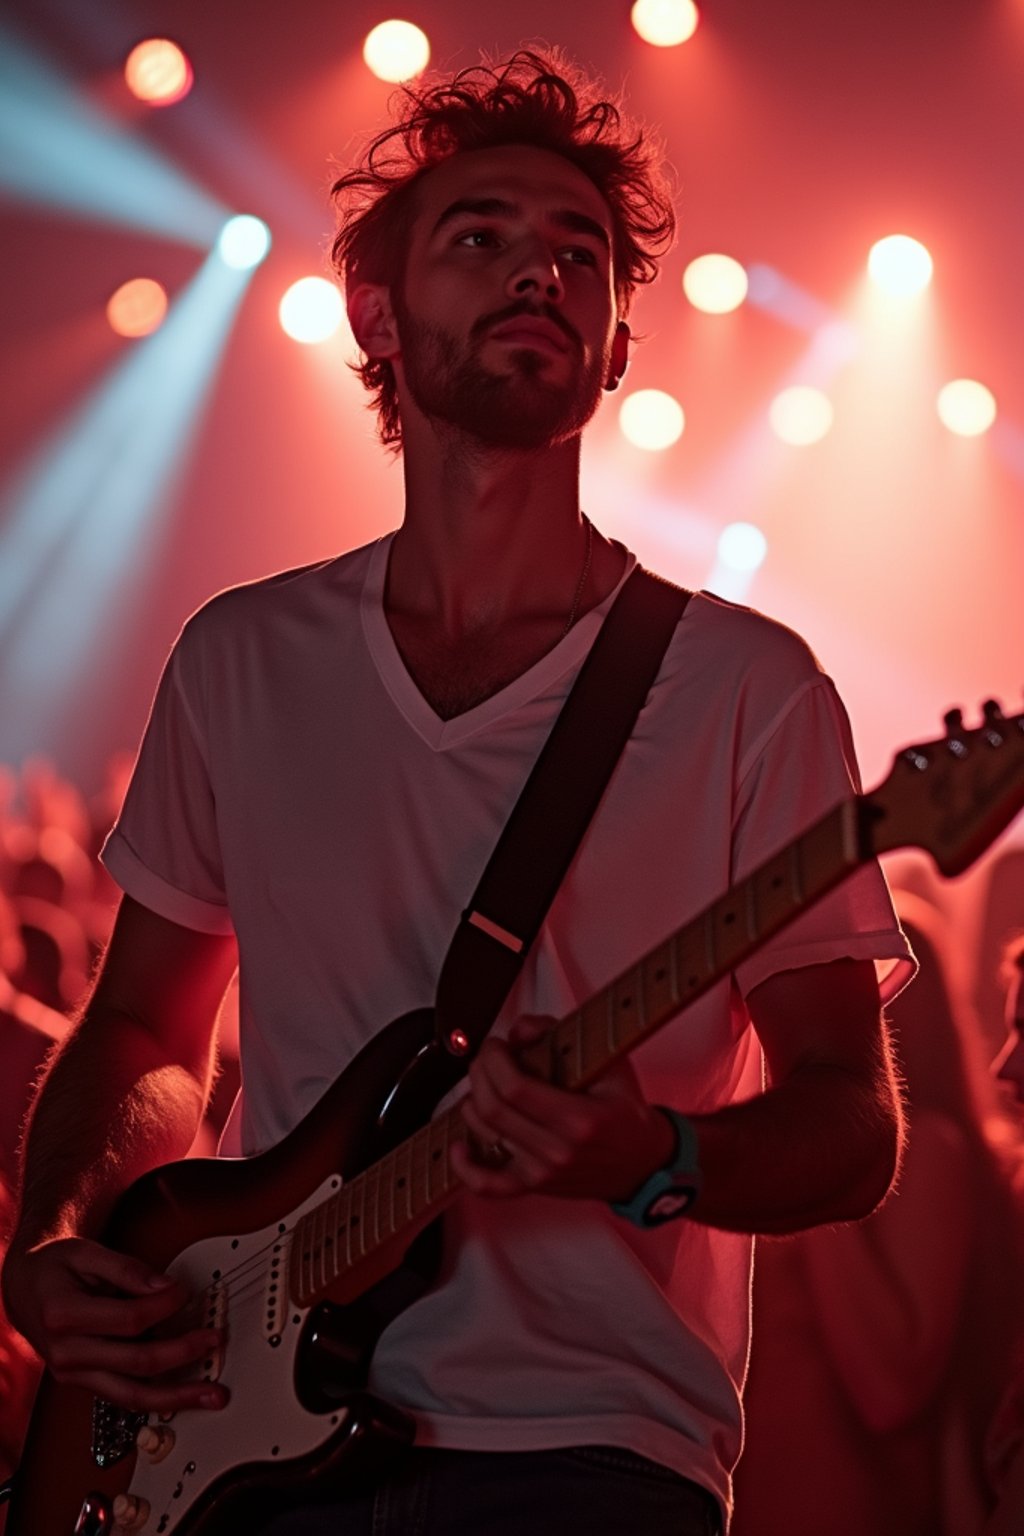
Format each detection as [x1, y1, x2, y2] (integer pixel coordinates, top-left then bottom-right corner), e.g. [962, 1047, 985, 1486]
[992, 934, 1024, 1113]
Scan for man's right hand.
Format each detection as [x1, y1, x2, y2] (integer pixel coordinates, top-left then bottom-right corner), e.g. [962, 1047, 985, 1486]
[2, 1237, 228, 1414]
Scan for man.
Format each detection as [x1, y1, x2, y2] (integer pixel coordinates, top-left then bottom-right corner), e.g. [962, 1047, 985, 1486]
[1, 50, 912, 1534]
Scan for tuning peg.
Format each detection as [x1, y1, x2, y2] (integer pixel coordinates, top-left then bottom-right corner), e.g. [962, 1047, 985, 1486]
[983, 699, 1004, 722]
[943, 708, 964, 736]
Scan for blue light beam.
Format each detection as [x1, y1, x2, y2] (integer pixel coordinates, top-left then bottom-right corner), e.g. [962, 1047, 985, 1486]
[0, 19, 227, 244]
[0, 251, 254, 765]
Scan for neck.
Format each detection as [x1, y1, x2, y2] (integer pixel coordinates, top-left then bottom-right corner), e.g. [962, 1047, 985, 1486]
[387, 421, 595, 637]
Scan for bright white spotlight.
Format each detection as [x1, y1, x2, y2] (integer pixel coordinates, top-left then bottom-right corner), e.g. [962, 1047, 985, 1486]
[718, 522, 767, 574]
[937, 378, 997, 437]
[217, 215, 271, 271]
[619, 389, 685, 451]
[124, 38, 193, 106]
[769, 385, 834, 446]
[363, 20, 431, 82]
[867, 235, 933, 296]
[683, 254, 748, 314]
[279, 278, 345, 345]
[631, 0, 700, 46]
[107, 277, 168, 338]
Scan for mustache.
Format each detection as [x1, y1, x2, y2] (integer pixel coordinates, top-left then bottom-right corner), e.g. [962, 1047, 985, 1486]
[471, 301, 580, 353]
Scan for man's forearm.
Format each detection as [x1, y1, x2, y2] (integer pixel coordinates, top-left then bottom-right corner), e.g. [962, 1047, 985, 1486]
[685, 1058, 904, 1236]
[9, 1010, 211, 1257]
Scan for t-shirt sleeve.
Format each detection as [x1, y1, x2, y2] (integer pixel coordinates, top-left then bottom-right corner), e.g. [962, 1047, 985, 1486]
[101, 636, 234, 936]
[731, 676, 914, 1002]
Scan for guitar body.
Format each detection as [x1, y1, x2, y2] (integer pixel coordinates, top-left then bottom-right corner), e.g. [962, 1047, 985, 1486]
[8, 1007, 463, 1536]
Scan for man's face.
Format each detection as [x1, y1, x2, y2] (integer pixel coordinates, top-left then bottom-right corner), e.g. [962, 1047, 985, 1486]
[992, 965, 1024, 1109]
[391, 144, 622, 449]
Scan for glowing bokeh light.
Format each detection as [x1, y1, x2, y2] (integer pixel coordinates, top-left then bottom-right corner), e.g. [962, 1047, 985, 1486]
[683, 254, 748, 315]
[363, 20, 431, 82]
[867, 235, 933, 296]
[124, 39, 193, 106]
[217, 214, 271, 270]
[936, 378, 997, 437]
[279, 277, 345, 344]
[106, 277, 168, 338]
[631, 0, 700, 46]
[0, 21, 226, 244]
[718, 522, 768, 574]
[769, 385, 834, 446]
[619, 389, 685, 451]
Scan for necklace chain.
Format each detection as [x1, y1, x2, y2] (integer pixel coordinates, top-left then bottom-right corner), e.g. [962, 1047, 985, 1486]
[561, 514, 593, 638]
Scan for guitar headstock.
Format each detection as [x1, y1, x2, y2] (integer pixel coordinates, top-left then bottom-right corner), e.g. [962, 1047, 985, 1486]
[865, 699, 1024, 875]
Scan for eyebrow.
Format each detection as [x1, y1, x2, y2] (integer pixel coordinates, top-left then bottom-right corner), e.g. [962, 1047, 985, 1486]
[430, 196, 611, 251]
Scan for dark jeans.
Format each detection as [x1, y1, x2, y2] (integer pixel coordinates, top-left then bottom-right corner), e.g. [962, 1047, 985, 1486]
[254, 1445, 722, 1535]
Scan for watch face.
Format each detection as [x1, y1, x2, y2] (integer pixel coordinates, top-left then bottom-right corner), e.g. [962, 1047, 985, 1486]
[645, 1186, 697, 1225]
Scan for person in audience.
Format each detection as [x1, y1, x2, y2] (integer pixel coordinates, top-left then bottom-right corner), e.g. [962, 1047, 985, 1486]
[734, 894, 1024, 1536]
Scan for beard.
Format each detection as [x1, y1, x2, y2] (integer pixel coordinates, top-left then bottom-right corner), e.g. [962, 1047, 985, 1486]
[393, 291, 607, 450]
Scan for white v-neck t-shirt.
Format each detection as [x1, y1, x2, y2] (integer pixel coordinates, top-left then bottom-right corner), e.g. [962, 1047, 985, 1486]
[103, 532, 912, 1522]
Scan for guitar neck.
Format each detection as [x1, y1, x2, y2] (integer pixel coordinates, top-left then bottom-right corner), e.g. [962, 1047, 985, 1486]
[291, 793, 872, 1308]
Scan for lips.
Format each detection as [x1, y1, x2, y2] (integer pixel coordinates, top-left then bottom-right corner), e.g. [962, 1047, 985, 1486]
[489, 318, 570, 354]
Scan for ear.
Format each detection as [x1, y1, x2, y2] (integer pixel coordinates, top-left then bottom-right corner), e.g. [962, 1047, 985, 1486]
[347, 283, 401, 360]
[604, 320, 631, 392]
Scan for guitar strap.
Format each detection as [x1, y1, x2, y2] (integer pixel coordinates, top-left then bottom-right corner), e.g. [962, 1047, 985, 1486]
[434, 565, 692, 1061]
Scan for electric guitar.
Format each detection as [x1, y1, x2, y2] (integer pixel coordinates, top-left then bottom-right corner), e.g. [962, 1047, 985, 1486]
[8, 700, 1024, 1536]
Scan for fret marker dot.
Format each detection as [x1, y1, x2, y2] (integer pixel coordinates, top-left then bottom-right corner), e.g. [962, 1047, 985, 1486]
[655, 969, 666, 980]
[771, 878, 783, 890]
[621, 997, 632, 1008]
[724, 912, 735, 925]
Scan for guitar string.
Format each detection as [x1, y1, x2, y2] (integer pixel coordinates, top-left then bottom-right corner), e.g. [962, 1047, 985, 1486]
[165, 1115, 471, 1335]
[163, 982, 664, 1331]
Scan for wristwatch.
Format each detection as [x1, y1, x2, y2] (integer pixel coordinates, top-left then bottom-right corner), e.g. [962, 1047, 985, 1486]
[611, 1107, 702, 1227]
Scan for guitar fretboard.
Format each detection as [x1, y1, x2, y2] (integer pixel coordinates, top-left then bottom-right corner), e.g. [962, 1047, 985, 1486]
[290, 795, 865, 1306]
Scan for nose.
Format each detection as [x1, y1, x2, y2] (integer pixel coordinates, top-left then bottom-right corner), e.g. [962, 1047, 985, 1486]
[506, 239, 565, 305]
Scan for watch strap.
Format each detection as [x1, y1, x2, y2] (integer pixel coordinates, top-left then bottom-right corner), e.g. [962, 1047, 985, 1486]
[611, 1107, 702, 1228]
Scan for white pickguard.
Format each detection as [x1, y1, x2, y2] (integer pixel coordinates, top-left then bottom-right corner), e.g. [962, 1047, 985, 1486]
[124, 1174, 349, 1534]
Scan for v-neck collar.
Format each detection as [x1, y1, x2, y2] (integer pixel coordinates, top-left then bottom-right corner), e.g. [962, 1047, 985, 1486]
[360, 532, 637, 751]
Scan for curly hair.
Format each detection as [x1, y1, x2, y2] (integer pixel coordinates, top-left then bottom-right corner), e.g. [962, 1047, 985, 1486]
[329, 48, 677, 449]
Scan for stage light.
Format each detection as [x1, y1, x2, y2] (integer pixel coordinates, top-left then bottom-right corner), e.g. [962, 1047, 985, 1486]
[631, 0, 700, 46]
[124, 39, 193, 106]
[619, 389, 685, 451]
[217, 214, 271, 270]
[363, 20, 431, 82]
[683, 254, 748, 314]
[0, 21, 226, 244]
[718, 522, 767, 574]
[867, 235, 933, 296]
[769, 385, 834, 446]
[0, 250, 254, 770]
[106, 277, 168, 338]
[937, 378, 997, 437]
[279, 277, 344, 344]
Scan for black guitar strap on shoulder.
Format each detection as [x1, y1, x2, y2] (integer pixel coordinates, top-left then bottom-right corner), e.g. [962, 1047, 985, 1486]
[434, 565, 692, 1062]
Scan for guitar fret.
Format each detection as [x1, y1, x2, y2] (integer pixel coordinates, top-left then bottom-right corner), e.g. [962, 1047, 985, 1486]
[366, 1163, 380, 1250]
[353, 1170, 367, 1259]
[394, 1138, 413, 1227]
[412, 1125, 430, 1215]
[382, 1150, 396, 1240]
[341, 1183, 353, 1272]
